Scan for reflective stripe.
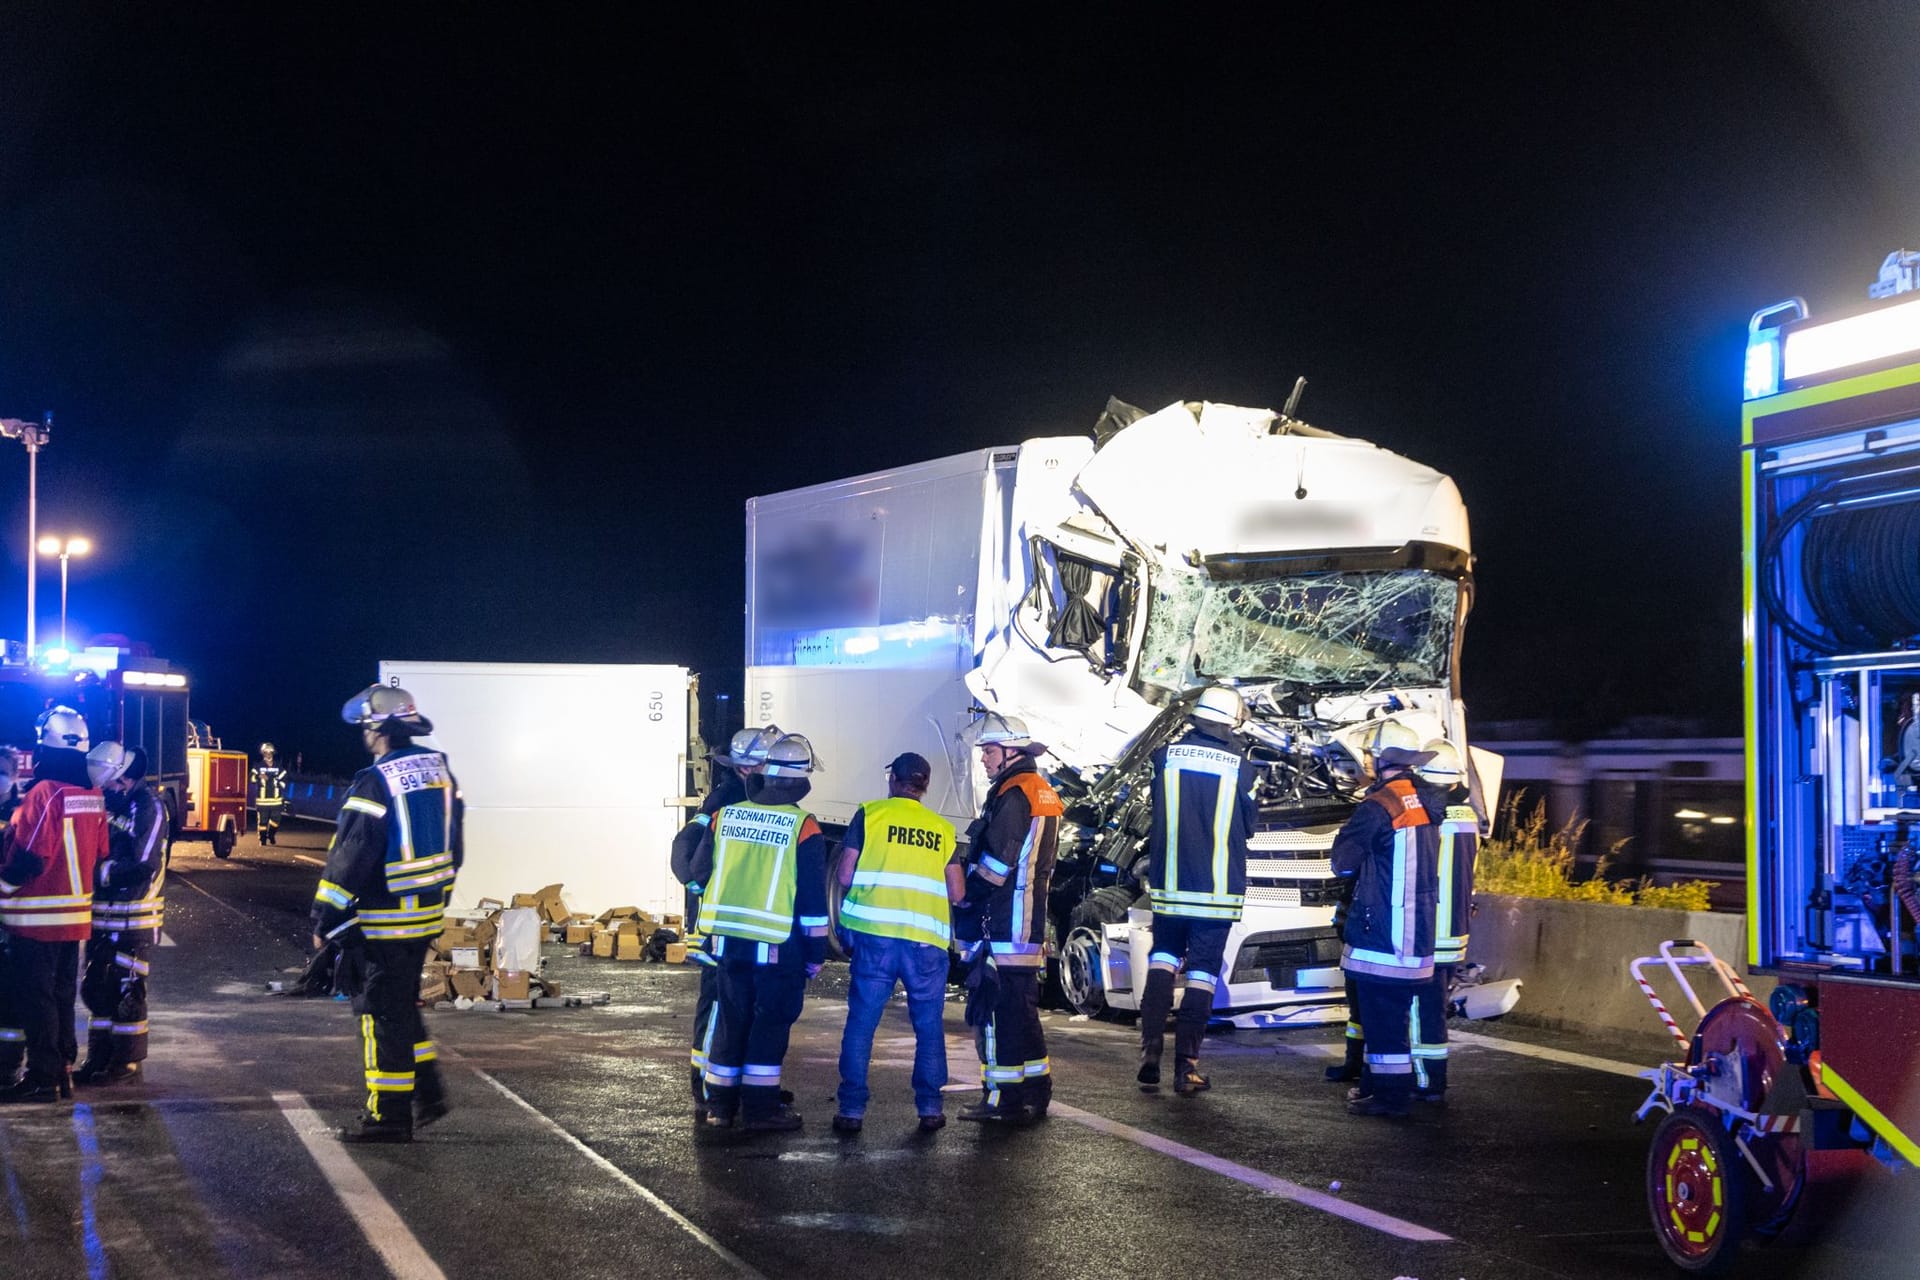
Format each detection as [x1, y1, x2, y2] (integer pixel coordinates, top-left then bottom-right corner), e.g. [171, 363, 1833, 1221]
[0, 1029, 22, 1042]
[1186, 970, 1218, 988]
[705, 804, 806, 943]
[365, 1072, 414, 1090]
[1342, 943, 1434, 981]
[839, 900, 951, 944]
[0, 910, 90, 926]
[0, 894, 91, 908]
[342, 796, 388, 818]
[314, 881, 354, 909]
[89, 1019, 113, 1031]
[413, 1041, 437, 1062]
[849, 870, 947, 895]
[112, 1022, 149, 1036]
[1023, 1057, 1051, 1078]
[703, 1064, 742, 1084]
[114, 953, 149, 975]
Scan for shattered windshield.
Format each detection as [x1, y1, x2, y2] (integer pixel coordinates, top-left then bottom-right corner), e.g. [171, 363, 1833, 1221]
[1138, 569, 1458, 692]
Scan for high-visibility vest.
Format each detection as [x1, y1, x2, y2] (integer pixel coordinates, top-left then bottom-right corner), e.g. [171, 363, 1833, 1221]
[841, 797, 956, 949]
[355, 748, 459, 941]
[704, 803, 807, 944]
[1435, 804, 1477, 964]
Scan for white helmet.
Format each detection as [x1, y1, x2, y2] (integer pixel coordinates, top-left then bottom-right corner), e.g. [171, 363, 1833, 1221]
[761, 733, 823, 776]
[259, 742, 277, 762]
[962, 711, 1032, 749]
[723, 725, 782, 770]
[1191, 685, 1247, 730]
[36, 705, 88, 751]
[86, 741, 132, 788]
[1363, 718, 1435, 772]
[1416, 739, 1465, 789]
[341, 684, 432, 732]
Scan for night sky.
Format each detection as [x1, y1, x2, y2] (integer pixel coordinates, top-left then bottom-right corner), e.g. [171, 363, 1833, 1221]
[0, 6, 1915, 772]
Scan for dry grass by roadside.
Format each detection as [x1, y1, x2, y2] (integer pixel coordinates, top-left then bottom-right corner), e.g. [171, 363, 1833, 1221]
[1479, 799, 1714, 912]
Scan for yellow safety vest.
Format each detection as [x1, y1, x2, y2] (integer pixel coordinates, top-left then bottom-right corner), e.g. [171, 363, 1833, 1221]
[840, 796, 955, 949]
[704, 803, 806, 944]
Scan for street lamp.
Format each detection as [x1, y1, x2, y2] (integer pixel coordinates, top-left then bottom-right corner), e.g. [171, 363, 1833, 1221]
[0, 413, 52, 658]
[37, 535, 90, 653]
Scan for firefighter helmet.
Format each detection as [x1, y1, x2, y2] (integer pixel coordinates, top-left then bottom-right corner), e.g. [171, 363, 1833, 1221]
[340, 684, 432, 732]
[1365, 718, 1435, 771]
[1190, 685, 1248, 730]
[761, 733, 823, 776]
[259, 742, 277, 763]
[86, 741, 132, 788]
[961, 711, 1032, 749]
[1417, 739, 1465, 788]
[36, 705, 88, 751]
[719, 725, 782, 770]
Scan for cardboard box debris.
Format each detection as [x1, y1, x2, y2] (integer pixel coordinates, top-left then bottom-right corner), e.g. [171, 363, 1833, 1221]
[597, 906, 640, 924]
[665, 942, 689, 965]
[448, 946, 482, 969]
[493, 970, 532, 1000]
[615, 933, 643, 961]
[474, 898, 506, 913]
[591, 931, 614, 959]
[565, 923, 595, 945]
[510, 893, 542, 909]
[450, 969, 490, 1000]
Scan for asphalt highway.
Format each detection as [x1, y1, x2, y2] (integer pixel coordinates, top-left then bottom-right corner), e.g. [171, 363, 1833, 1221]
[0, 822, 1912, 1279]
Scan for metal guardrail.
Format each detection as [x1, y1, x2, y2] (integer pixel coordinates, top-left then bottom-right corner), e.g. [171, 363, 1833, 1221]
[285, 773, 350, 825]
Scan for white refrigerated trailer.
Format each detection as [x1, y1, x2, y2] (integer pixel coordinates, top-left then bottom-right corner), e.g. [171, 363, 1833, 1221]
[376, 660, 699, 918]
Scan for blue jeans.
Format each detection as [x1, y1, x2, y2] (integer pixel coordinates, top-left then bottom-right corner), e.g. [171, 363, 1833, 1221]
[836, 932, 950, 1118]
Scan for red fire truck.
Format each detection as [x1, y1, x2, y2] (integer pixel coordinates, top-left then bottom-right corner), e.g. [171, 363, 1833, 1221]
[0, 647, 247, 857]
[1631, 252, 1920, 1271]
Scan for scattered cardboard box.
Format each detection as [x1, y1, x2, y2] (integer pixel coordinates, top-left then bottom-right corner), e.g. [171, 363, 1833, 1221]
[591, 931, 614, 959]
[616, 933, 643, 961]
[565, 923, 594, 945]
[448, 946, 482, 969]
[665, 942, 689, 965]
[450, 969, 490, 1000]
[510, 892, 542, 909]
[493, 970, 531, 1000]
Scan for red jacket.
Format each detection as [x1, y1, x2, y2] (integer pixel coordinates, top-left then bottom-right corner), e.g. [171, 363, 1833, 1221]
[0, 779, 110, 940]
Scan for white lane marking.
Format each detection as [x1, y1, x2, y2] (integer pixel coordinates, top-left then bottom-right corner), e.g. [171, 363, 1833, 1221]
[158, 930, 178, 947]
[294, 855, 326, 868]
[1447, 1030, 1648, 1079]
[1050, 1102, 1452, 1243]
[469, 1067, 769, 1280]
[169, 871, 258, 925]
[271, 1091, 450, 1280]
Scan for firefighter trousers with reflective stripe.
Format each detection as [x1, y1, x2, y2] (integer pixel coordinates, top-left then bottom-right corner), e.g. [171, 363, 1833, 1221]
[1352, 974, 1420, 1106]
[81, 933, 151, 1068]
[1412, 963, 1451, 1092]
[340, 939, 442, 1121]
[975, 966, 1049, 1113]
[1138, 915, 1229, 1069]
[704, 945, 805, 1121]
[688, 960, 720, 1105]
[0, 936, 80, 1085]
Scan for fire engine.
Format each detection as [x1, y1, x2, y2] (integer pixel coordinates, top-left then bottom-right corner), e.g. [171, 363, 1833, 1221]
[1631, 251, 1920, 1272]
[0, 646, 247, 858]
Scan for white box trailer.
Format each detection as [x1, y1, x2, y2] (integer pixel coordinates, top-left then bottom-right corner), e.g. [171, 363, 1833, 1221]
[745, 398, 1499, 1026]
[377, 660, 695, 917]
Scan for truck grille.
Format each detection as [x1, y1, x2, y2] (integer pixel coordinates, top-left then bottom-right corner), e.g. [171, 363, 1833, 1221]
[1229, 926, 1344, 986]
[1245, 881, 1345, 908]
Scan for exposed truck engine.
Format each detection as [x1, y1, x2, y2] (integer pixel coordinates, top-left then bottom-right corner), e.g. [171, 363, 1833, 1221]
[744, 397, 1496, 1025]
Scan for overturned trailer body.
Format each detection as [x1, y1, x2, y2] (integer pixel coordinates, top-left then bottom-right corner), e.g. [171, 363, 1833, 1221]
[745, 399, 1496, 1025]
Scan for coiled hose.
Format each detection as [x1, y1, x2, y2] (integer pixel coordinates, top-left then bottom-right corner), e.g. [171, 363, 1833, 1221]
[1763, 467, 1920, 653]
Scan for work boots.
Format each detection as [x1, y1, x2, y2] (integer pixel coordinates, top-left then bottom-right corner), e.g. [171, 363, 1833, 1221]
[414, 1063, 450, 1128]
[741, 1084, 804, 1133]
[339, 1110, 414, 1144]
[1172, 1058, 1211, 1095]
[0, 1075, 61, 1104]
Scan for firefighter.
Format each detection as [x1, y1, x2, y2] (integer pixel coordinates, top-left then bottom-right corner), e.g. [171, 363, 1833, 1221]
[77, 743, 167, 1085]
[310, 685, 464, 1143]
[254, 741, 289, 845]
[1138, 686, 1259, 1095]
[1330, 728, 1441, 1118]
[951, 712, 1063, 1125]
[670, 723, 781, 1119]
[832, 751, 957, 1133]
[0, 746, 22, 823]
[0, 706, 110, 1102]
[1325, 718, 1422, 1086]
[1409, 739, 1478, 1105]
[685, 732, 829, 1132]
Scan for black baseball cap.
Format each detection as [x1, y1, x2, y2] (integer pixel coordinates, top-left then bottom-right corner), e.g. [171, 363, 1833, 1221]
[886, 752, 932, 785]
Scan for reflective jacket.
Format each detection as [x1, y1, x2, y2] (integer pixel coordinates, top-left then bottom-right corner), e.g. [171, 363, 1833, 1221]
[311, 745, 464, 946]
[1435, 801, 1478, 965]
[0, 761, 110, 941]
[92, 781, 168, 939]
[669, 768, 748, 945]
[1147, 725, 1257, 920]
[841, 796, 956, 949]
[1330, 776, 1439, 983]
[253, 765, 288, 806]
[956, 758, 1063, 969]
[688, 798, 829, 964]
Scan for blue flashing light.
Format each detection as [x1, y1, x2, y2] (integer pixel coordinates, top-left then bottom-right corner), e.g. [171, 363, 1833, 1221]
[42, 646, 71, 667]
[1744, 335, 1781, 400]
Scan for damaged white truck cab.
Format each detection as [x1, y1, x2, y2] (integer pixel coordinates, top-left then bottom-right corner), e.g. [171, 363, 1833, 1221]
[744, 398, 1496, 1026]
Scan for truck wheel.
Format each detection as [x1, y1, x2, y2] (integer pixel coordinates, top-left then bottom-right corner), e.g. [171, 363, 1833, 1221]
[1056, 886, 1140, 1018]
[213, 828, 236, 860]
[1648, 1105, 1749, 1274]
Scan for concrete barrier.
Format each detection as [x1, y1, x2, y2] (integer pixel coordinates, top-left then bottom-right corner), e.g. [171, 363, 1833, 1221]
[1466, 893, 1775, 1040]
